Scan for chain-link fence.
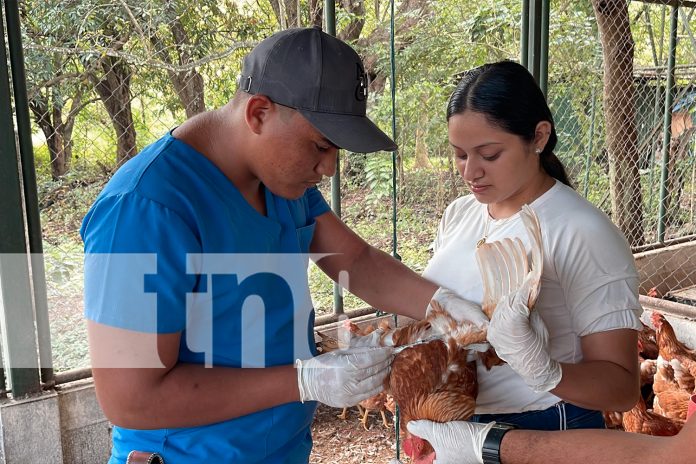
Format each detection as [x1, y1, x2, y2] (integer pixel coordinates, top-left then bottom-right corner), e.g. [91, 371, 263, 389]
[548, 1, 696, 302]
[20, 0, 696, 373]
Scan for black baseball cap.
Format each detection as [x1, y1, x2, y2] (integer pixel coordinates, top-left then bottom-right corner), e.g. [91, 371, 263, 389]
[239, 27, 397, 153]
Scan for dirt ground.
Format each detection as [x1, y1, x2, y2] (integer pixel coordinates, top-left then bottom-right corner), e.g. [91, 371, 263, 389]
[310, 404, 402, 464]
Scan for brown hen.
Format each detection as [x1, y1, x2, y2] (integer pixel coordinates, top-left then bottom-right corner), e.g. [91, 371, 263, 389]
[622, 396, 682, 436]
[386, 322, 480, 464]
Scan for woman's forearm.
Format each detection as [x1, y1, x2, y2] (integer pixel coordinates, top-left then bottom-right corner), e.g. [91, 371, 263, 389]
[550, 360, 639, 411]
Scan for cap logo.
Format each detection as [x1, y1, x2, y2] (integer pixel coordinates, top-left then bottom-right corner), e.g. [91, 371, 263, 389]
[237, 74, 252, 93]
[355, 63, 368, 102]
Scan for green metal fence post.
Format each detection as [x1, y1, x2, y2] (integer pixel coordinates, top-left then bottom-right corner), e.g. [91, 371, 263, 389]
[528, 0, 542, 81]
[324, 0, 344, 316]
[658, 5, 679, 242]
[390, 0, 400, 263]
[4, 0, 54, 387]
[539, 0, 550, 96]
[520, 0, 530, 67]
[584, 85, 598, 198]
[0, 2, 41, 398]
[649, 5, 668, 216]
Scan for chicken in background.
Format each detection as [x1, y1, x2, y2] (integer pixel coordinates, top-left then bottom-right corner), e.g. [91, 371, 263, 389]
[602, 411, 625, 430]
[652, 312, 696, 385]
[638, 321, 659, 359]
[653, 386, 690, 423]
[621, 395, 682, 436]
[315, 330, 340, 354]
[646, 286, 662, 299]
[649, 313, 696, 425]
[640, 354, 658, 387]
[653, 357, 679, 396]
[670, 357, 696, 394]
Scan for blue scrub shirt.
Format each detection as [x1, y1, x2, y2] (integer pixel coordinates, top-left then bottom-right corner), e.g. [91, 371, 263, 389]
[81, 132, 330, 463]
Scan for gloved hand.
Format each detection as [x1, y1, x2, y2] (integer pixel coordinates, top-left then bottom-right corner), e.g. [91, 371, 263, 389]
[406, 420, 496, 464]
[487, 277, 562, 392]
[429, 287, 489, 329]
[295, 345, 394, 407]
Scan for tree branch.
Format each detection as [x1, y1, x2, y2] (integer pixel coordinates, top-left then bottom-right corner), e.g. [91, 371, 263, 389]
[24, 41, 257, 73]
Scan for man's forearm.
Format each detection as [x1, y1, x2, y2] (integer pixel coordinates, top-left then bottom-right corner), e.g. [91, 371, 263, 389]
[500, 427, 685, 464]
[334, 245, 437, 320]
[94, 363, 299, 429]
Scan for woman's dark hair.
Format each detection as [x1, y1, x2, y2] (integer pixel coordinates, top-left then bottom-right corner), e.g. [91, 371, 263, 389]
[447, 60, 572, 188]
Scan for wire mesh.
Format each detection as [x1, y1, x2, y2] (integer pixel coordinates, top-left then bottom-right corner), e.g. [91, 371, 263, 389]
[17, 0, 696, 374]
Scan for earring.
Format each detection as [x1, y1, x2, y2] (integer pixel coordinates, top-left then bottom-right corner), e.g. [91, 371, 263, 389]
[535, 148, 542, 154]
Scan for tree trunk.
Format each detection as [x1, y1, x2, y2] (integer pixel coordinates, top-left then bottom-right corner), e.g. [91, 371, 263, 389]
[592, 0, 645, 246]
[338, 0, 366, 42]
[149, 18, 206, 118]
[147, 5, 206, 118]
[92, 55, 138, 166]
[309, 0, 322, 27]
[29, 89, 80, 180]
[268, 0, 299, 28]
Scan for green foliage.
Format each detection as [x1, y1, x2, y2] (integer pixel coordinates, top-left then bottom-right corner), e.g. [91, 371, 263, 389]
[364, 153, 393, 205]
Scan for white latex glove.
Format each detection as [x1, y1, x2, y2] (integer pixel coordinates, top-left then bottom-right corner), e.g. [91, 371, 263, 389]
[295, 346, 394, 407]
[487, 277, 562, 392]
[406, 420, 495, 464]
[429, 287, 489, 329]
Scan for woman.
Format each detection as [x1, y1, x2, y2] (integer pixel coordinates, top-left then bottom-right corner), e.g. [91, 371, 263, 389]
[422, 60, 642, 430]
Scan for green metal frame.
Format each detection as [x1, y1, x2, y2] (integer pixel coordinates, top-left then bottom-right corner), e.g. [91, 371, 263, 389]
[658, 5, 679, 242]
[0, 0, 43, 397]
[520, 0, 530, 67]
[539, 0, 550, 96]
[521, 0, 549, 90]
[4, 0, 54, 387]
[390, 0, 400, 264]
[325, 0, 344, 316]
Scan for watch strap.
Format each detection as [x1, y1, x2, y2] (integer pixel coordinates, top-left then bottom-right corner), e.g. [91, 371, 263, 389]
[481, 422, 517, 464]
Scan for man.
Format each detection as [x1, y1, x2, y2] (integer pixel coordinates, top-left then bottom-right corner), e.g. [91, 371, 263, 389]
[82, 27, 486, 463]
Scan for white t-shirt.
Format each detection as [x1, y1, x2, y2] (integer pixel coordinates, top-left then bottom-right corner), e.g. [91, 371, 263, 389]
[423, 180, 642, 413]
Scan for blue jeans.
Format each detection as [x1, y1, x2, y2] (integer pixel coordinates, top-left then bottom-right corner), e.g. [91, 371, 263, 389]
[470, 402, 605, 430]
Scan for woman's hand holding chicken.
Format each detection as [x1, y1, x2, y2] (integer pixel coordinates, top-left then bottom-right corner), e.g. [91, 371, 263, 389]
[487, 279, 562, 393]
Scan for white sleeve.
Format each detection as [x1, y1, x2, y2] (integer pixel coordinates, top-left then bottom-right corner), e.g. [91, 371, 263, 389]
[552, 213, 642, 336]
[432, 199, 459, 252]
[570, 277, 643, 336]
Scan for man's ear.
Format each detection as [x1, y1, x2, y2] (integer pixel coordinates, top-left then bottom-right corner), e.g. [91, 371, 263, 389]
[245, 95, 273, 135]
[534, 121, 552, 151]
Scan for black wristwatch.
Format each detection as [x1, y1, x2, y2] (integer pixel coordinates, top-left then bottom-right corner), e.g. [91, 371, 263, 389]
[481, 422, 518, 464]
